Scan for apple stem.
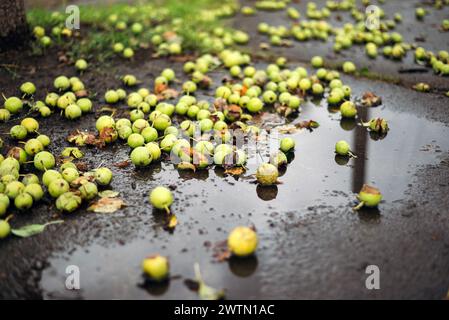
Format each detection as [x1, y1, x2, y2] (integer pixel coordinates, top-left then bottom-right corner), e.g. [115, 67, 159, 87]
[349, 150, 358, 159]
[353, 201, 364, 211]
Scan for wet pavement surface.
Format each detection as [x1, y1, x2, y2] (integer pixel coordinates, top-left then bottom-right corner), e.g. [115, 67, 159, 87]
[1, 1, 449, 299]
[236, 0, 449, 91]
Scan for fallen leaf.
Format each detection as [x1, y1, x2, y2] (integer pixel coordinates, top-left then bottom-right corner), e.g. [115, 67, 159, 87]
[11, 220, 64, 238]
[276, 124, 299, 134]
[224, 167, 245, 176]
[75, 162, 89, 172]
[211, 240, 231, 262]
[98, 190, 120, 198]
[214, 249, 231, 262]
[88, 197, 125, 213]
[360, 91, 382, 107]
[61, 147, 84, 159]
[166, 214, 178, 229]
[114, 160, 130, 168]
[67, 130, 97, 146]
[98, 127, 118, 144]
[297, 120, 320, 131]
[156, 88, 179, 100]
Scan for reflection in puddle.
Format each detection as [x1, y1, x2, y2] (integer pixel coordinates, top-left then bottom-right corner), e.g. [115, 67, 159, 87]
[228, 256, 258, 278]
[40, 62, 449, 299]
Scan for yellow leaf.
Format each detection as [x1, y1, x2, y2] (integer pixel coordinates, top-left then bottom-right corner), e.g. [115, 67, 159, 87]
[167, 215, 178, 229]
[99, 190, 120, 198]
[88, 198, 125, 213]
[224, 167, 245, 176]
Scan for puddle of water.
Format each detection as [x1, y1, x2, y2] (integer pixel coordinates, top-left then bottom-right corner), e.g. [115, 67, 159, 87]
[40, 61, 449, 299]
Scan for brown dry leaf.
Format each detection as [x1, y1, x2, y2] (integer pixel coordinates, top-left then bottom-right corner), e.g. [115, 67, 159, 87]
[297, 120, 320, 131]
[114, 160, 131, 168]
[70, 175, 94, 187]
[98, 127, 117, 145]
[360, 91, 382, 107]
[156, 88, 179, 100]
[67, 131, 97, 147]
[215, 250, 231, 262]
[88, 197, 125, 213]
[224, 167, 245, 176]
[211, 240, 231, 262]
[276, 124, 299, 134]
[75, 162, 89, 172]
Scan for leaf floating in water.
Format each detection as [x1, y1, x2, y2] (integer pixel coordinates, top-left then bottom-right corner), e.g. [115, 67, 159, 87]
[88, 197, 125, 213]
[276, 120, 320, 134]
[276, 124, 298, 134]
[98, 190, 120, 198]
[297, 120, 320, 131]
[359, 91, 382, 107]
[11, 220, 64, 238]
[224, 167, 245, 176]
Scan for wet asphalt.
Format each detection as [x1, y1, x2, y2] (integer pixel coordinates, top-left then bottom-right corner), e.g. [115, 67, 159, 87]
[1, 0, 449, 299]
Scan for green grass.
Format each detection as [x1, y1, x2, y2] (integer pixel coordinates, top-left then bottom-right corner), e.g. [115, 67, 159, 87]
[26, 0, 239, 63]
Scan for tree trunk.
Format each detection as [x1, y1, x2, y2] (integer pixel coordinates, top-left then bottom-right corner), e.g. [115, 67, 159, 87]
[0, 0, 28, 50]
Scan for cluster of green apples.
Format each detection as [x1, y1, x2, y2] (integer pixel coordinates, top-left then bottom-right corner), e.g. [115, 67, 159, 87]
[0, 77, 93, 122]
[30, 1, 246, 60]
[0, 113, 115, 223]
[253, 0, 449, 78]
[0, 157, 113, 235]
[96, 66, 252, 169]
[32, 24, 75, 48]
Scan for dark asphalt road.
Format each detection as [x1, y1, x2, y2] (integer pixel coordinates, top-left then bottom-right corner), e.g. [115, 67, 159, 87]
[1, 0, 449, 299]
